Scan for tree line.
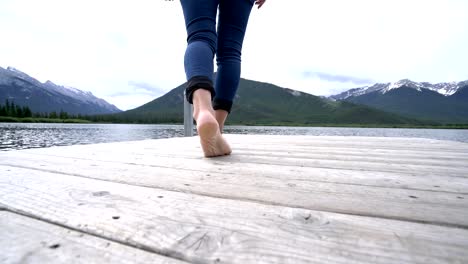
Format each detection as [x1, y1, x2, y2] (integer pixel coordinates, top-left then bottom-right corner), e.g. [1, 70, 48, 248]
[0, 99, 33, 118]
[0, 99, 81, 120]
[1, 99, 181, 124]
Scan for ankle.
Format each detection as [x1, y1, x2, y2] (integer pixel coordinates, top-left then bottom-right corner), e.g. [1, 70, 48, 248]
[215, 110, 228, 132]
[192, 89, 214, 120]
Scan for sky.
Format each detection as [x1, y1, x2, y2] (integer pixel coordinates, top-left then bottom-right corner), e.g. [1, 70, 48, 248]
[1, 0, 467, 110]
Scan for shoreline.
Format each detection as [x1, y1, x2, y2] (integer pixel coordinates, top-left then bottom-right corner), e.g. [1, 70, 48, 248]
[1, 117, 468, 129]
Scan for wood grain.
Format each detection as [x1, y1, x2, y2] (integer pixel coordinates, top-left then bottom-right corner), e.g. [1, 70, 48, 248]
[1, 135, 467, 227]
[1, 166, 468, 264]
[1, 154, 468, 227]
[2, 135, 468, 263]
[7, 136, 467, 177]
[0, 211, 186, 264]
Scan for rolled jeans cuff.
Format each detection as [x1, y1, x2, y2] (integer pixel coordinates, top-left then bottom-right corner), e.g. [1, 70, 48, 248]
[185, 76, 215, 104]
[213, 98, 233, 114]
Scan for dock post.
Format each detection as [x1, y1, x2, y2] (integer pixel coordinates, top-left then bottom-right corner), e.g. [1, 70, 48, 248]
[183, 91, 194, 137]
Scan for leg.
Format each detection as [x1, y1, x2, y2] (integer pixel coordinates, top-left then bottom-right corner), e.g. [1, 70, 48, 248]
[180, 0, 218, 102]
[215, 109, 229, 132]
[214, 0, 254, 130]
[180, 0, 231, 157]
[192, 89, 231, 157]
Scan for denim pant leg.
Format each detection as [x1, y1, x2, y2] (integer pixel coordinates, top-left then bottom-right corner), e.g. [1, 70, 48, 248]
[180, 0, 219, 104]
[213, 0, 254, 113]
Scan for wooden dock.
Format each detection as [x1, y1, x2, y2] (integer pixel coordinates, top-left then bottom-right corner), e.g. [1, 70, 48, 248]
[1, 134, 468, 263]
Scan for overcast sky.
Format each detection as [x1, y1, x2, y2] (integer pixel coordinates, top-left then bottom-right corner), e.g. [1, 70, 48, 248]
[1, 0, 467, 110]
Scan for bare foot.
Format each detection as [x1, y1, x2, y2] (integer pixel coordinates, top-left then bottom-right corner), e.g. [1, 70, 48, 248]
[215, 109, 229, 133]
[196, 110, 232, 157]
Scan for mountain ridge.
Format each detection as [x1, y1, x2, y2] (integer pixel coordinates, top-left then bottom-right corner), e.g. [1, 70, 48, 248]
[330, 79, 468, 100]
[329, 79, 468, 123]
[0, 66, 121, 115]
[92, 78, 423, 125]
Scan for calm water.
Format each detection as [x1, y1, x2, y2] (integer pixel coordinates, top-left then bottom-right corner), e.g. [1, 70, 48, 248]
[1, 123, 468, 151]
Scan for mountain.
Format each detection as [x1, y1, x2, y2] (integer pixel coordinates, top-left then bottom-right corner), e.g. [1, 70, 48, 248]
[97, 78, 423, 125]
[0, 66, 121, 115]
[329, 79, 468, 123]
[330, 79, 467, 100]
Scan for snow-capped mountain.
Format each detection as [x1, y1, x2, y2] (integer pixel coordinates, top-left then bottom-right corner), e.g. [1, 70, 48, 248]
[330, 79, 466, 101]
[328, 79, 468, 123]
[0, 66, 121, 115]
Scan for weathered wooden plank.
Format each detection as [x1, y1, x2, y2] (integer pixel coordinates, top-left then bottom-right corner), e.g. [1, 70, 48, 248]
[138, 144, 468, 162]
[1, 155, 467, 227]
[16, 141, 468, 167]
[228, 143, 468, 160]
[14, 141, 468, 162]
[2, 133, 468, 226]
[225, 134, 468, 147]
[6, 135, 466, 177]
[0, 211, 186, 264]
[1, 167, 468, 264]
[3, 152, 468, 193]
[223, 134, 464, 144]
[196, 134, 468, 153]
[5, 143, 466, 178]
[8, 139, 466, 182]
[225, 150, 468, 169]
[12, 135, 468, 155]
[213, 154, 468, 176]
[139, 146, 468, 169]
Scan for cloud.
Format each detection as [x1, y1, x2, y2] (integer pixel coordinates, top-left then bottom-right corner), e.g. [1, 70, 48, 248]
[103, 81, 169, 110]
[128, 81, 166, 95]
[109, 81, 166, 97]
[302, 71, 374, 85]
[2, 0, 468, 110]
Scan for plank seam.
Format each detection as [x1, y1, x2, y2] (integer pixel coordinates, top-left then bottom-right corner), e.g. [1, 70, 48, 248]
[10, 150, 468, 169]
[2, 165, 468, 231]
[3, 162, 467, 196]
[3, 152, 468, 179]
[0, 205, 191, 264]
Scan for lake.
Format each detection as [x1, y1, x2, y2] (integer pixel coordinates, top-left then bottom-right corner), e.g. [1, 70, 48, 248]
[1, 123, 468, 151]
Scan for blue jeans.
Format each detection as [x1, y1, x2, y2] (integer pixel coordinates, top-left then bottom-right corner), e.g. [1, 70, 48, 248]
[181, 0, 254, 113]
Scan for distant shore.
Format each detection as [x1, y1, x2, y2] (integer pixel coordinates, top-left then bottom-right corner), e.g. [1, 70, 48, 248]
[234, 122, 468, 129]
[1, 116, 467, 129]
[0, 116, 91, 124]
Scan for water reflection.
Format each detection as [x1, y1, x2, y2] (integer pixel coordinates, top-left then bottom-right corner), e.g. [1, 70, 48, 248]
[1, 123, 467, 151]
[0, 123, 185, 151]
[225, 125, 468, 142]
